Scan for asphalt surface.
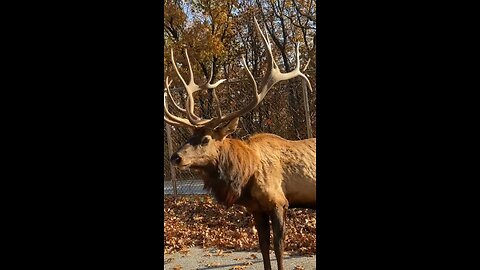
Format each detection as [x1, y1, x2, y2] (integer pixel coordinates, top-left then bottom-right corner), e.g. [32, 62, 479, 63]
[164, 246, 317, 270]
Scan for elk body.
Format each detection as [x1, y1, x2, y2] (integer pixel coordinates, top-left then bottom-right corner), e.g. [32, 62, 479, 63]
[164, 18, 316, 270]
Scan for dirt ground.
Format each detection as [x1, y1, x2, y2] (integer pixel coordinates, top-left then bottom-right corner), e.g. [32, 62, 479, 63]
[164, 246, 317, 270]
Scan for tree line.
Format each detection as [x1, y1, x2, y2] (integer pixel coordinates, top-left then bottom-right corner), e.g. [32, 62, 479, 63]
[163, 0, 316, 139]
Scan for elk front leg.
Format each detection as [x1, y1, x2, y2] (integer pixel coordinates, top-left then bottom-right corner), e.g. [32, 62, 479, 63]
[271, 205, 287, 270]
[253, 212, 271, 270]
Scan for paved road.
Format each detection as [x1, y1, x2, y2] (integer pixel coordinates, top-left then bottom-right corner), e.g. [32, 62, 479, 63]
[164, 246, 316, 270]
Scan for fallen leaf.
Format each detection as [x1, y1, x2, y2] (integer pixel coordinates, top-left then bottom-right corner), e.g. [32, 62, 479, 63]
[164, 195, 316, 256]
[205, 262, 220, 267]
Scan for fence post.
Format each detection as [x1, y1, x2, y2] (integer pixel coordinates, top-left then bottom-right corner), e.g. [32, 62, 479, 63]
[302, 80, 313, 138]
[165, 123, 178, 197]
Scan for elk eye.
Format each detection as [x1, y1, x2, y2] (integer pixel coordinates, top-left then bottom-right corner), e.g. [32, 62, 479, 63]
[201, 136, 210, 145]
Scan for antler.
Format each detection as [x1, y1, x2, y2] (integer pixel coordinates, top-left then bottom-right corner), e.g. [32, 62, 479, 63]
[163, 50, 226, 128]
[216, 17, 312, 126]
[164, 76, 195, 128]
[164, 17, 312, 129]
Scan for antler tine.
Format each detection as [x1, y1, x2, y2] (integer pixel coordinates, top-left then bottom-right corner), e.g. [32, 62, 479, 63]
[170, 49, 188, 90]
[302, 58, 311, 72]
[256, 18, 313, 97]
[183, 49, 227, 125]
[301, 58, 312, 92]
[163, 88, 196, 128]
[165, 76, 173, 88]
[295, 43, 301, 71]
[211, 88, 222, 120]
[185, 49, 195, 87]
[207, 63, 223, 120]
[168, 48, 227, 128]
[241, 55, 258, 96]
[171, 48, 203, 124]
[291, 42, 313, 92]
[262, 24, 279, 70]
[165, 76, 186, 113]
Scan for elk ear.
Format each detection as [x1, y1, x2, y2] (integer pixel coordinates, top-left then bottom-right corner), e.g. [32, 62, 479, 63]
[218, 117, 239, 140]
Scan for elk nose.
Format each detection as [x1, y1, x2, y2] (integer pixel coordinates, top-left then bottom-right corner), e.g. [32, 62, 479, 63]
[170, 153, 181, 165]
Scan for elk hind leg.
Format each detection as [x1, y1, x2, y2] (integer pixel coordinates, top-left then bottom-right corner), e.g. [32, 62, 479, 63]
[271, 204, 288, 270]
[253, 212, 271, 270]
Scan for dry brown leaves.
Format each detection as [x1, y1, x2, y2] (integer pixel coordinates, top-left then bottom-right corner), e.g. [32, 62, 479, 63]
[164, 195, 316, 256]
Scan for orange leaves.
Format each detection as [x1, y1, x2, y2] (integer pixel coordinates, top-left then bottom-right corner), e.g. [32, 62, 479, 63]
[164, 0, 239, 83]
[164, 1, 186, 34]
[230, 266, 247, 270]
[164, 195, 316, 256]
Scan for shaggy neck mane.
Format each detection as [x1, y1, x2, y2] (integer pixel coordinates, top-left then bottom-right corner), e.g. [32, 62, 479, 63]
[200, 138, 258, 207]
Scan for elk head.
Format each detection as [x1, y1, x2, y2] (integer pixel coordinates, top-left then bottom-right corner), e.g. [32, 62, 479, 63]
[168, 117, 240, 170]
[164, 17, 312, 171]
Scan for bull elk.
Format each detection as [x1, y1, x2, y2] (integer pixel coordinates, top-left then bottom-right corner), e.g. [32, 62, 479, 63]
[164, 18, 316, 270]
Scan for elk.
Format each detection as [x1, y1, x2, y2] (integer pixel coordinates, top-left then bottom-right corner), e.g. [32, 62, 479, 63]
[164, 18, 316, 270]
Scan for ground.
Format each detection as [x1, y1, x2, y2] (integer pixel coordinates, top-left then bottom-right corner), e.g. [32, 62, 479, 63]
[164, 195, 317, 269]
[164, 246, 316, 270]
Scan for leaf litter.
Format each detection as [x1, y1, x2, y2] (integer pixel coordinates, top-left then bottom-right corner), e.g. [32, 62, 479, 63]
[164, 195, 316, 256]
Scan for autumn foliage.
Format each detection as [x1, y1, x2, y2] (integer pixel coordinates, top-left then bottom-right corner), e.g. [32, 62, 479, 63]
[164, 1, 317, 182]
